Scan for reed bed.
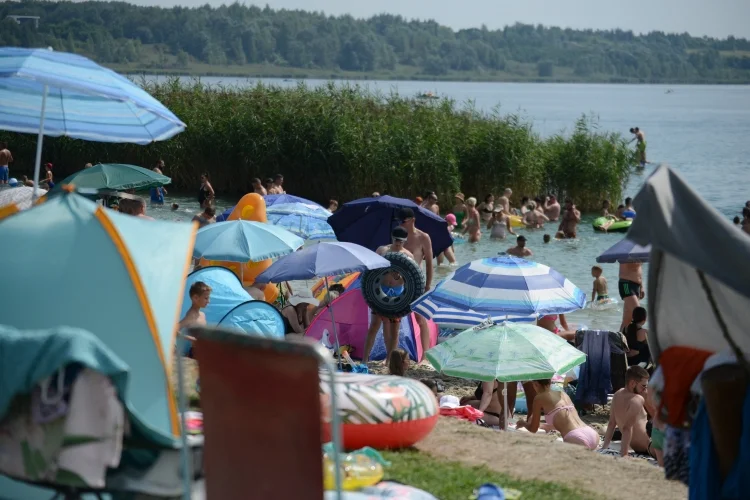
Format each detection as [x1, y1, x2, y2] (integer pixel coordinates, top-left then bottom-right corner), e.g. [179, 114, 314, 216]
[0, 80, 635, 210]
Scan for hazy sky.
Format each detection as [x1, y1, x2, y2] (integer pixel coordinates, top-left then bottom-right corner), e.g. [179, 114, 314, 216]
[132, 0, 749, 38]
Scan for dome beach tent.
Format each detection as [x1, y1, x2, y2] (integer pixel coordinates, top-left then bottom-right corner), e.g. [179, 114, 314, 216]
[0, 192, 196, 446]
[306, 288, 438, 362]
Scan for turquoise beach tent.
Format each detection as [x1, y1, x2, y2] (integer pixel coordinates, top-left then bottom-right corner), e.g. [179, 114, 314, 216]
[182, 267, 284, 339]
[0, 192, 196, 447]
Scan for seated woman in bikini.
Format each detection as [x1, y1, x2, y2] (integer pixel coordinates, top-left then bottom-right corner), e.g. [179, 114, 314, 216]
[537, 313, 575, 341]
[516, 379, 599, 450]
[459, 380, 508, 428]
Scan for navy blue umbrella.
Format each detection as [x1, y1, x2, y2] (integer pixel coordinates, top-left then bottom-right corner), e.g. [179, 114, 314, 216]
[327, 195, 452, 256]
[596, 238, 651, 264]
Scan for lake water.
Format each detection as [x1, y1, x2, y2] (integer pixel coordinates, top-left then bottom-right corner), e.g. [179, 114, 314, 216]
[146, 78, 750, 333]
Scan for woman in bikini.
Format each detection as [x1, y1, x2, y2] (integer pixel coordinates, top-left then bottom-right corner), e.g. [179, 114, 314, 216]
[198, 173, 215, 208]
[459, 380, 507, 428]
[462, 197, 482, 243]
[537, 313, 574, 341]
[516, 379, 599, 450]
[477, 194, 495, 223]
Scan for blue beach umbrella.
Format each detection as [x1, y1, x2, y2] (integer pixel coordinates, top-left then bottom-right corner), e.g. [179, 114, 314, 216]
[0, 47, 185, 194]
[193, 220, 304, 263]
[596, 238, 651, 264]
[267, 212, 336, 240]
[412, 256, 587, 318]
[265, 193, 324, 209]
[0, 192, 196, 447]
[328, 195, 453, 256]
[267, 201, 332, 219]
[255, 242, 389, 360]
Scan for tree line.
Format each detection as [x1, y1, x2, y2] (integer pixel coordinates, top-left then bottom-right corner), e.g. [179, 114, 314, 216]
[1, 1, 749, 82]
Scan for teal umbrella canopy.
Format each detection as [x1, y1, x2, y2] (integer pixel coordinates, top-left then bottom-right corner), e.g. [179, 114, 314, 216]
[54, 163, 171, 192]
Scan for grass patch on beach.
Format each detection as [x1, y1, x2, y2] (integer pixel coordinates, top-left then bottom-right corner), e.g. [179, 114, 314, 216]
[381, 448, 599, 500]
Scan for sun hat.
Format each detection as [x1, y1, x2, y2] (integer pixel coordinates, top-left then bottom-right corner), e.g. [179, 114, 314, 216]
[439, 395, 461, 408]
[454, 193, 465, 202]
[288, 290, 320, 307]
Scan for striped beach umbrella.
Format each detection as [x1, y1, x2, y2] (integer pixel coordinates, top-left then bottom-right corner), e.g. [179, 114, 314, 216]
[0, 47, 185, 195]
[412, 256, 586, 318]
[413, 296, 538, 330]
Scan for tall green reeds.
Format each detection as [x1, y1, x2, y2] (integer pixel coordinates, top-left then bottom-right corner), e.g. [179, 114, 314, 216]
[0, 80, 635, 210]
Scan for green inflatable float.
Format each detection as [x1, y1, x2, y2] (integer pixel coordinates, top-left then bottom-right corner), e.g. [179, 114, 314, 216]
[592, 216, 632, 233]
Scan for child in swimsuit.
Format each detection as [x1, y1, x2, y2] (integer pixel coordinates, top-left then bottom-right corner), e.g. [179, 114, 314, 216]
[516, 379, 599, 450]
[591, 265, 609, 303]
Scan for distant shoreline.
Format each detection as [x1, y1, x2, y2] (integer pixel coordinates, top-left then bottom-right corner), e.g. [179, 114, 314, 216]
[114, 65, 750, 86]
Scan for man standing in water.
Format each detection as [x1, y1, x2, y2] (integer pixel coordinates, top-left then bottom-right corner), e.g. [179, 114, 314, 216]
[268, 174, 285, 194]
[603, 366, 655, 457]
[630, 127, 647, 167]
[252, 177, 267, 196]
[506, 235, 532, 257]
[421, 192, 440, 215]
[619, 261, 645, 331]
[363, 227, 415, 363]
[0, 142, 12, 185]
[544, 195, 561, 221]
[558, 198, 581, 238]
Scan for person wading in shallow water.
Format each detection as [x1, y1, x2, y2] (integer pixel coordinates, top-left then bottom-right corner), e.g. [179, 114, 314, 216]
[557, 198, 581, 238]
[618, 262, 645, 332]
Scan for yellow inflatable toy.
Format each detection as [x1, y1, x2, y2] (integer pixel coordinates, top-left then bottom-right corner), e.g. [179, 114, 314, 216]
[509, 215, 524, 228]
[200, 193, 279, 303]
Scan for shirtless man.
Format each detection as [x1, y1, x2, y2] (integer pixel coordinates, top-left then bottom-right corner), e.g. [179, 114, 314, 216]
[618, 262, 645, 331]
[558, 198, 581, 238]
[363, 227, 415, 363]
[506, 235, 532, 257]
[268, 174, 285, 194]
[0, 141, 12, 185]
[544, 195, 561, 221]
[252, 177, 267, 196]
[398, 208, 434, 359]
[421, 192, 440, 215]
[629, 127, 647, 167]
[603, 366, 654, 457]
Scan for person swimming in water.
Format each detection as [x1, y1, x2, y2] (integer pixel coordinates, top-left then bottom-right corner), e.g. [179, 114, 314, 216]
[629, 127, 647, 167]
[362, 227, 415, 364]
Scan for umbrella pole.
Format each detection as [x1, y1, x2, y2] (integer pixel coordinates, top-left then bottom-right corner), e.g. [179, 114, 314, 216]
[176, 333, 192, 500]
[504, 382, 508, 431]
[325, 276, 343, 370]
[32, 84, 49, 201]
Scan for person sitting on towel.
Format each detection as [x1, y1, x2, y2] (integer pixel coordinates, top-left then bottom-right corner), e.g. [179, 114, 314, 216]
[516, 379, 600, 450]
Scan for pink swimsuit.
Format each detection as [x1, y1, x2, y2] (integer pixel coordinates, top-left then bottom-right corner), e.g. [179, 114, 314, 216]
[546, 405, 599, 450]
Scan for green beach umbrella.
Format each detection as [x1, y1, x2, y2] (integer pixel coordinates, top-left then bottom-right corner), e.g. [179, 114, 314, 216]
[53, 163, 171, 192]
[426, 321, 586, 429]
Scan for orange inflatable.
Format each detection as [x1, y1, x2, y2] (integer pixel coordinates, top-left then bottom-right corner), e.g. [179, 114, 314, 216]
[200, 193, 279, 303]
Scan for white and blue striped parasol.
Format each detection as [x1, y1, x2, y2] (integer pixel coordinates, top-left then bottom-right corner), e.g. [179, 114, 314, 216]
[0, 47, 185, 195]
[412, 256, 587, 319]
[414, 296, 538, 330]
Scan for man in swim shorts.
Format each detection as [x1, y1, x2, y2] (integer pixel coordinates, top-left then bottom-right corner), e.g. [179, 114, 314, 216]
[629, 127, 647, 167]
[603, 366, 655, 458]
[363, 227, 415, 364]
[618, 262, 644, 331]
[0, 142, 12, 185]
[557, 198, 581, 238]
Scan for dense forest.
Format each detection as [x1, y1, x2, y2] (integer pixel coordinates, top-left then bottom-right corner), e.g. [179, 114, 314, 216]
[2, 1, 750, 82]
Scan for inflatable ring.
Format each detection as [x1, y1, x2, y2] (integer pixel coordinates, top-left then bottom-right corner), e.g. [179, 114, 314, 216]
[361, 252, 425, 319]
[509, 215, 524, 228]
[320, 371, 438, 450]
[592, 216, 632, 233]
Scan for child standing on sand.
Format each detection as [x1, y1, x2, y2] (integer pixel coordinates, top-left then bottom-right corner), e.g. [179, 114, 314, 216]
[179, 282, 212, 356]
[591, 265, 609, 303]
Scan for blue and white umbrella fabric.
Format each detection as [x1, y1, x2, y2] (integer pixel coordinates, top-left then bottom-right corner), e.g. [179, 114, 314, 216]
[267, 202, 332, 220]
[414, 296, 538, 330]
[267, 212, 336, 240]
[412, 256, 587, 318]
[0, 47, 185, 193]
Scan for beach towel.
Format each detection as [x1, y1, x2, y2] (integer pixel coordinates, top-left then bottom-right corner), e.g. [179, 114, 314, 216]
[439, 406, 484, 422]
[575, 330, 612, 405]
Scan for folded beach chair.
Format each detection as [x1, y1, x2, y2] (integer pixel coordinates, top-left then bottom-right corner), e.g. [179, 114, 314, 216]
[190, 326, 340, 500]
